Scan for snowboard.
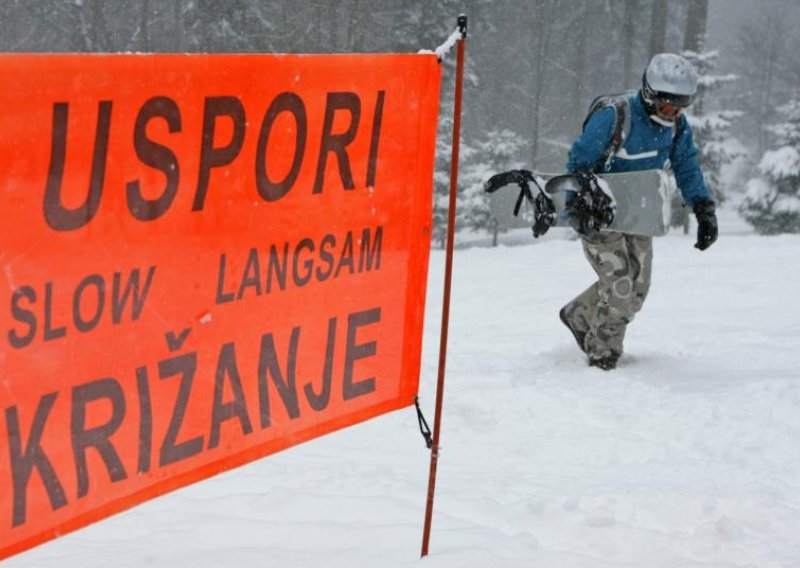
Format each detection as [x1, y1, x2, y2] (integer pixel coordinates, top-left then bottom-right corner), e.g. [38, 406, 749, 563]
[486, 169, 673, 237]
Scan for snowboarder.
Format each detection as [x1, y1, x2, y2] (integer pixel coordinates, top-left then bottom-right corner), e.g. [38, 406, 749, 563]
[560, 53, 718, 370]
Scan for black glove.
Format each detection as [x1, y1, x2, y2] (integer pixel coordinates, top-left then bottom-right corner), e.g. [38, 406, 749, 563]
[693, 198, 718, 251]
[565, 192, 598, 237]
[565, 173, 615, 238]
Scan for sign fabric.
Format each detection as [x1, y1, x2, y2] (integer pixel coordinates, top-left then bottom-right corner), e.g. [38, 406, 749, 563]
[0, 53, 440, 559]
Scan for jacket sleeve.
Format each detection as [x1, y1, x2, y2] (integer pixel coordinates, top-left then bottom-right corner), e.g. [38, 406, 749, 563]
[670, 116, 711, 207]
[566, 106, 615, 174]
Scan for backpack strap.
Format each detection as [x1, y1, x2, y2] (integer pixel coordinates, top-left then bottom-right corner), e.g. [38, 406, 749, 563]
[597, 99, 630, 171]
[582, 94, 632, 173]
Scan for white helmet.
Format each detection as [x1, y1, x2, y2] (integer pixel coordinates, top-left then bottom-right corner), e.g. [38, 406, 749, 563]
[641, 53, 698, 123]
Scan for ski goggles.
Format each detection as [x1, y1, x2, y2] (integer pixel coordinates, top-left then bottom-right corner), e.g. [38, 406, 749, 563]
[655, 100, 686, 120]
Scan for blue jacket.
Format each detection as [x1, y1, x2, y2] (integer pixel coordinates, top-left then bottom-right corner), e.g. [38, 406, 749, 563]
[566, 92, 709, 207]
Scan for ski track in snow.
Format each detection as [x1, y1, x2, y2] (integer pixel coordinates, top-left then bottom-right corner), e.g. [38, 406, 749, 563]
[7, 210, 800, 568]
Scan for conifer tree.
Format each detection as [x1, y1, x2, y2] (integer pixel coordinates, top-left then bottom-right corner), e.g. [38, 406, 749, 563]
[682, 50, 743, 204]
[671, 49, 742, 228]
[739, 99, 800, 234]
[461, 129, 528, 246]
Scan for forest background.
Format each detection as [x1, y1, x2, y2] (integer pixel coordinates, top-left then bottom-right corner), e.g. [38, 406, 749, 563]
[3, 0, 799, 241]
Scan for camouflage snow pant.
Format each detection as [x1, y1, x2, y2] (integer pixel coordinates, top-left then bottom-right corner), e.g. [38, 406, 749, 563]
[561, 232, 653, 360]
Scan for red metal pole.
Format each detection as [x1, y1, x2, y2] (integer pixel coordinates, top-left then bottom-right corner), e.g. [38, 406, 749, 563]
[421, 14, 467, 559]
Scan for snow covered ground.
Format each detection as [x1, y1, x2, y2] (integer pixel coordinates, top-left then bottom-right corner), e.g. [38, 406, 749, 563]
[7, 208, 800, 568]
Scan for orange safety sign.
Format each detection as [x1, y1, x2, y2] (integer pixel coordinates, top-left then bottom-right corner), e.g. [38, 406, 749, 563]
[0, 53, 441, 560]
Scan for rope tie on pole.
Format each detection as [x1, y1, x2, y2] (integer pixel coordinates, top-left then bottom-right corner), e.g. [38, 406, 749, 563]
[414, 397, 433, 449]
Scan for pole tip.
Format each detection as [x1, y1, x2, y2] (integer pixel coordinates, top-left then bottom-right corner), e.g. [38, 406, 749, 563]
[457, 14, 467, 36]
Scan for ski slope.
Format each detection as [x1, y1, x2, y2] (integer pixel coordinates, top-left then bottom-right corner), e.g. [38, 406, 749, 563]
[7, 209, 800, 568]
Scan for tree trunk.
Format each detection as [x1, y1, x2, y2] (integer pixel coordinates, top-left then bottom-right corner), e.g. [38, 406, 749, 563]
[530, 0, 557, 163]
[89, 0, 112, 51]
[571, 3, 590, 114]
[649, 0, 668, 56]
[622, 0, 638, 84]
[326, 3, 339, 51]
[173, 1, 185, 52]
[680, 0, 708, 234]
[0, 0, 13, 50]
[760, 32, 779, 155]
[140, 0, 150, 52]
[683, 0, 709, 53]
[345, 0, 366, 52]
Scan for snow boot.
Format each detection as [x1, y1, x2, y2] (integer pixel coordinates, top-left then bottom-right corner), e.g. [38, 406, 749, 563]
[589, 353, 619, 371]
[559, 307, 587, 353]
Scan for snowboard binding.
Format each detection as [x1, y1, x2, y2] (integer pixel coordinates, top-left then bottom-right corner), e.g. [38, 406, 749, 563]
[484, 169, 556, 238]
[546, 172, 617, 237]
